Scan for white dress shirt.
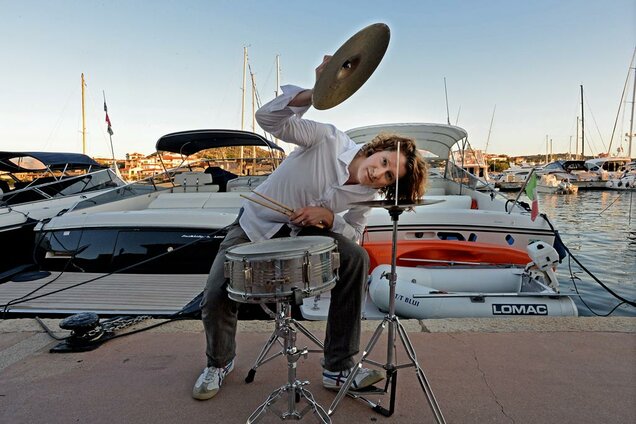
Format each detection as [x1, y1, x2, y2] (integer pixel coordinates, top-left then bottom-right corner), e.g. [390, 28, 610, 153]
[239, 85, 377, 242]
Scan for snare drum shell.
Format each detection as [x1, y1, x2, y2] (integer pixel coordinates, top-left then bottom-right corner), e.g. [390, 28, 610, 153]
[225, 236, 339, 303]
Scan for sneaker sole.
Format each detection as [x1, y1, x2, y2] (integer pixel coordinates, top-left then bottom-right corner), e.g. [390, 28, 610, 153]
[192, 388, 219, 400]
[323, 373, 384, 391]
[191, 362, 235, 400]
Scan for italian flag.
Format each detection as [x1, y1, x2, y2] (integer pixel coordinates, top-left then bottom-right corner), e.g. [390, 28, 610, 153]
[525, 172, 539, 221]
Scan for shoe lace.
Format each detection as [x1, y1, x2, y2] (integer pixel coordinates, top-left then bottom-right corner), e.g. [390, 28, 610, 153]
[202, 367, 221, 383]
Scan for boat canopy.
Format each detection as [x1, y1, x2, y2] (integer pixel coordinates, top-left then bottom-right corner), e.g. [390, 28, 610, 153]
[156, 129, 285, 156]
[346, 123, 468, 159]
[559, 160, 587, 171]
[0, 151, 103, 173]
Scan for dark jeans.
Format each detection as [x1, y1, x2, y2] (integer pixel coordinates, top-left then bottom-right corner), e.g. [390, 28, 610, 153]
[200, 222, 369, 371]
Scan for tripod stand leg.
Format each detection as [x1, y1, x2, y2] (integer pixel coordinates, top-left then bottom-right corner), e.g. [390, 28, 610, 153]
[395, 320, 446, 424]
[298, 386, 331, 424]
[245, 329, 283, 383]
[327, 318, 388, 416]
[291, 319, 324, 350]
[246, 387, 285, 424]
[371, 367, 397, 417]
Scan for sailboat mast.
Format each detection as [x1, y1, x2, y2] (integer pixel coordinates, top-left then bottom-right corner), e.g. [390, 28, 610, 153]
[274, 54, 281, 156]
[628, 66, 635, 158]
[251, 70, 257, 170]
[580, 85, 585, 157]
[241, 47, 247, 130]
[275, 54, 280, 97]
[484, 104, 496, 154]
[240, 47, 247, 168]
[81, 73, 86, 155]
[576, 117, 579, 159]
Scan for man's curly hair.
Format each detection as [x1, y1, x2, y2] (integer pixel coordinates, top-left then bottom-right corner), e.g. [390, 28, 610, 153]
[358, 133, 428, 202]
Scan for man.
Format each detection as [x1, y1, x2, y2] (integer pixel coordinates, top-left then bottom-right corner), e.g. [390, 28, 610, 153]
[193, 59, 428, 400]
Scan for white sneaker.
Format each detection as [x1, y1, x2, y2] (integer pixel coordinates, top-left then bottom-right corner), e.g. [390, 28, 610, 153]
[192, 358, 235, 400]
[322, 365, 384, 391]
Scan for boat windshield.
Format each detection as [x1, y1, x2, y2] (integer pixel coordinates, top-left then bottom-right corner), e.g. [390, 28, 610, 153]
[174, 147, 281, 177]
[0, 168, 124, 206]
[72, 172, 169, 211]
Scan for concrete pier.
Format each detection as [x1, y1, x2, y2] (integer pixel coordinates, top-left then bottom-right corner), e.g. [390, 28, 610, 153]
[1, 317, 635, 423]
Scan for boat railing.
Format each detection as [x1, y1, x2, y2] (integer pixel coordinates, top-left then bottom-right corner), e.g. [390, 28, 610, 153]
[443, 161, 529, 213]
[0, 168, 124, 207]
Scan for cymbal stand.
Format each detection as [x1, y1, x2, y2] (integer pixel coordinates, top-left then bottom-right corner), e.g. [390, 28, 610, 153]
[327, 206, 446, 423]
[245, 302, 324, 383]
[246, 300, 330, 424]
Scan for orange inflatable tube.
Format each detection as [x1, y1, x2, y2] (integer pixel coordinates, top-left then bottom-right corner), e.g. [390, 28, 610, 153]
[362, 240, 532, 270]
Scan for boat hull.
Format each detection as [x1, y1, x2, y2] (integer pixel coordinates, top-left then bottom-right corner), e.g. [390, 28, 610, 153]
[367, 265, 578, 319]
[0, 219, 38, 274]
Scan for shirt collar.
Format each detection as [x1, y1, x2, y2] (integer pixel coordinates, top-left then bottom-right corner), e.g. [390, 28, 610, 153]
[338, 144, 363, 185]
[337, 144, 376, 194]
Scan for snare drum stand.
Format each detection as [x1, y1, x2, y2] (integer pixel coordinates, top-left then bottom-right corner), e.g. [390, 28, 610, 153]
[245, 301, 324, 383]
[246, 300, 330, 424]
[327, 205, 446, 423]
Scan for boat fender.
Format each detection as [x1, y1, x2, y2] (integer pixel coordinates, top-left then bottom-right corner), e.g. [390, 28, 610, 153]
[551, 231, 568, 261]
[525, 242, 559, 291]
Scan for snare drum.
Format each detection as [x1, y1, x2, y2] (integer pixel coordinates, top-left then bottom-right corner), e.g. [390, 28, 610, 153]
[224, 236, 340, 303]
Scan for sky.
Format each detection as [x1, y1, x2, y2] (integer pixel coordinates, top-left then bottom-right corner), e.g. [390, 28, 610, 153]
[1, 0, 635, 159]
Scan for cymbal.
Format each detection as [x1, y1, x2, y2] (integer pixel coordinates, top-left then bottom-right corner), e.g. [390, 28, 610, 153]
[350, 199, 445, 209]
[312, 23, 390, 110]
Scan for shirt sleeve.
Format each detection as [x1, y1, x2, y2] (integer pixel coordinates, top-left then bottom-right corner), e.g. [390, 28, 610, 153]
[331, 206, 370, 242]
[255, 85, 333, 148]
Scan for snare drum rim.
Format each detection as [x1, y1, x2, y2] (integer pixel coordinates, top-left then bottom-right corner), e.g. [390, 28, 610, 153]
[225, 236, 337, 261]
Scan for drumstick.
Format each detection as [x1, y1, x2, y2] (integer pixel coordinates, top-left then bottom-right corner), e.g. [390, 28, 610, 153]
[240, 194, 292, 216]
[240, 193, 326, 229]
[250, 191, 295, 214]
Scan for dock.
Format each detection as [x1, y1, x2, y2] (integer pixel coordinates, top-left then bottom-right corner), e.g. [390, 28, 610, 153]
[1, 317, 634, 423]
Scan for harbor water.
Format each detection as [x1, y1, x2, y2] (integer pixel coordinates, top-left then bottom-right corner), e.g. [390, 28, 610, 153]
[529, 190, 635, 317]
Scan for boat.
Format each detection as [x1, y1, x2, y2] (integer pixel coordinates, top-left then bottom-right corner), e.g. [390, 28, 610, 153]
[575, 67, 632, 188]
[0, 123, 572, 319]
[536, 174, 578, 194]
[495, 166, 533, 191]
[606, 161, 636, 190]
[0, 151, 126, 276]
[0, 130, 284, 316]
[451, 148, 493, 190]
[538, 159, 598, 189]
[585, 157, 632, 176]
[302, 241, 577, 320]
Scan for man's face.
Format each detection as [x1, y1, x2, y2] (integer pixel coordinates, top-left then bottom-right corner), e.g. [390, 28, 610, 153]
[357, 150, 407, 189]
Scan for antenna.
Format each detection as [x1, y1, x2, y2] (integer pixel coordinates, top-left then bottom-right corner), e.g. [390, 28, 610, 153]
[394, 142, 400, 206]
[443, 77, 451, 125]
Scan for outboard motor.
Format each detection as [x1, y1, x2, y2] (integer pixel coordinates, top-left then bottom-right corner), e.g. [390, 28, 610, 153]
[525, 241, 560, 291]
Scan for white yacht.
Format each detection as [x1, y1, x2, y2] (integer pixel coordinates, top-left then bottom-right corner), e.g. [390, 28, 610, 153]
[0, 151, 126, 277]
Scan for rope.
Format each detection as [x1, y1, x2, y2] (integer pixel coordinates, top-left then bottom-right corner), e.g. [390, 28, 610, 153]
[542, 215, 636, 309]
[1, 224, 232, 312]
